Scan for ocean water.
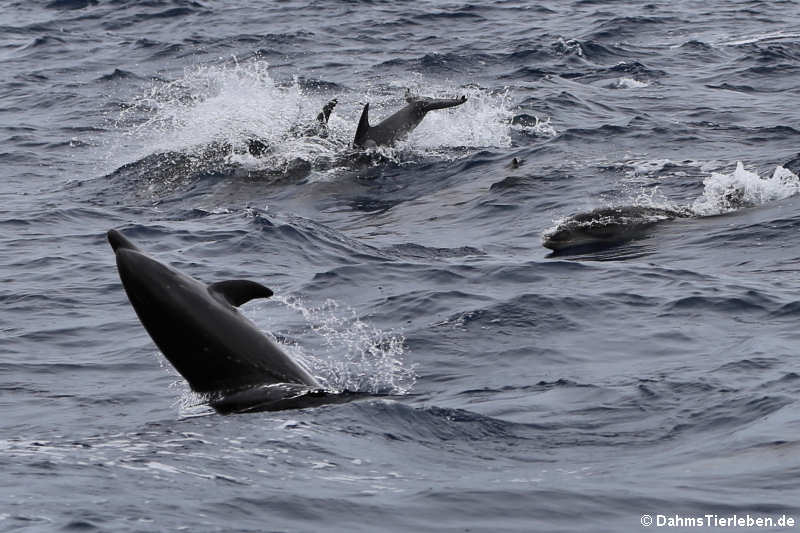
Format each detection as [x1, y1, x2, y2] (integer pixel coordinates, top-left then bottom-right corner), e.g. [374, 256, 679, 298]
[2, 1, 800, 531]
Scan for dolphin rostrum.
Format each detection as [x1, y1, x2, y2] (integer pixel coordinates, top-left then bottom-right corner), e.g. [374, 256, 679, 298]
[353, 95, 468, 148]
[107, 229, 345, 413]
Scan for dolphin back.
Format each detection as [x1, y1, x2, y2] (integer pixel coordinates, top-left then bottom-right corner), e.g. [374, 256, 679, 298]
[542, 206, 690, 252]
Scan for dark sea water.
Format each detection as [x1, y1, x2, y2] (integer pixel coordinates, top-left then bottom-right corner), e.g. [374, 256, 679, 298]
[3, 1, 800, 531]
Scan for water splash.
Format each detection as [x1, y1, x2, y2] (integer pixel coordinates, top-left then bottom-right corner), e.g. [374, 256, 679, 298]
[112, 58, 322, 162]
[108, 58, 517, 180]
[613, 160, 800, 216]
[630, 186, 686, 213]
[553, 37, 585, 57]
[691, 162, 800, 215]
[517, 115, 558, 138]
[176, 391, 216, 418]
[408, 87, 514, 150]
[270, 296, 416, 395]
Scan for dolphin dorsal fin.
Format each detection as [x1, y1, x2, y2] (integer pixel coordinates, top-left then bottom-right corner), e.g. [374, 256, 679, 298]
[208, 280, 273, 307]
[353, 103, 371, 147]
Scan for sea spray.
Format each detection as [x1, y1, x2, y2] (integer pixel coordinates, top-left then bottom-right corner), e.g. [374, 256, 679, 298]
[248, 295, 416, 395]
[691, 162, 800, 215]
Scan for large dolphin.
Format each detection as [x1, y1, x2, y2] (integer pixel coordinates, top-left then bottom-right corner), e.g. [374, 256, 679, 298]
[108, 229, 350, 413]
[353, 95, 467, 148]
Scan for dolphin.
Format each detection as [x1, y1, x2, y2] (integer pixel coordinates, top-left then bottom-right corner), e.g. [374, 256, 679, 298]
[353, 95, 467, 148]
[542, 206, 692, 253]
[107, 229, 349, 413]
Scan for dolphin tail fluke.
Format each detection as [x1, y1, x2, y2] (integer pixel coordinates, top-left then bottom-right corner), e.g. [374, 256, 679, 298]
[316, 98, 338, 124]
[414, 95, 468, 112]
[107, 229, 139, 253]
[353, 103, 371, 147]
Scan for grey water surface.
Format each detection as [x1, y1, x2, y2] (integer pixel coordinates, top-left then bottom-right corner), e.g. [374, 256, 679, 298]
[2, 1, 800, 531]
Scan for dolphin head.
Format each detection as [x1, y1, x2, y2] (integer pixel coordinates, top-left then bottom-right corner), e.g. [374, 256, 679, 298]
[108, 231, 216, 387]
[541, 226, 576, 251]
[108, 228, 139, 252]
[109, 229, 196, 306]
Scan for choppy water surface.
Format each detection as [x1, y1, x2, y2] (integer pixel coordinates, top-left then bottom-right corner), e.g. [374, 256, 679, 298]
[3, 1, 800, 531]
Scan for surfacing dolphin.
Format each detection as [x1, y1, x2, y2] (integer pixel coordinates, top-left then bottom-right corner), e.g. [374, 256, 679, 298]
[542, 206, 693, 253]
[108, 229, 358, 413]
[353, 94, 468, 148]
[541, 159, 800, 254]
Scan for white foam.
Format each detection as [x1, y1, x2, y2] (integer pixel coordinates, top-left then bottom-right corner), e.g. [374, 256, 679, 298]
[718, 31, 800, 46]
[555, 37, 585, 57]
[630, 185, 685, 212]
[408, 88, 514, 149]
[614, 77, 649, 89]
[618, 158, 731, 183]
[112, 59, 317, 162]
[691, 161, 800, 215]
[511, 115, 557, 138]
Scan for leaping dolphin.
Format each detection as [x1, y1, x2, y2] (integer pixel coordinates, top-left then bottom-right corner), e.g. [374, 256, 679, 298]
[108, 229, 355, 413]
[353, 95, 468, 148]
